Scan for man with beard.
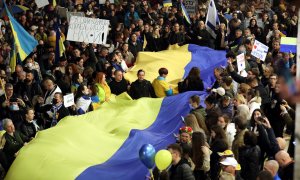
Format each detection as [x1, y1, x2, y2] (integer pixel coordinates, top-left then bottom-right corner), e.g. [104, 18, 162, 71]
[129, 69, 156, 99]
[17, 70, 43, 107]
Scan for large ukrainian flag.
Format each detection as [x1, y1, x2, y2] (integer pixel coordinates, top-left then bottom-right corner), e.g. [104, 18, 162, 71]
[4, 1, 38, 61]
[6, 45, 226, 180]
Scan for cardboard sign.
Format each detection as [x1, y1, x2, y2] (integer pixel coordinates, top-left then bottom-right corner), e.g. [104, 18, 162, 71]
[35, 0, 49, 8]
[57, 6, 68, 18]
[64, 94, 74, 108]
[184, 0, 197, 15]
[66, 11, 85, 22]
[236, 53, 246, 72]
[75, 0, 83, 5]
[99, 0, 114, 4]
[251, 40, 269, 61]
[67, 16, 110, 45]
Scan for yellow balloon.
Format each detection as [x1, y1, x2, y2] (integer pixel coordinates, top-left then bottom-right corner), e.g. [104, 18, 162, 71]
[155, 150, 172, 171]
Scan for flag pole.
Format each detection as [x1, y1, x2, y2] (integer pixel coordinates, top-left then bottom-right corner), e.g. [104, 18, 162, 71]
[294, 9, 300, 180]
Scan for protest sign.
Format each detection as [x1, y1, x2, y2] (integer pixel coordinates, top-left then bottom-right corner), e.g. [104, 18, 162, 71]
[57, 7, 68, 18]
[99, 0, 114, 4]
[251, 40, 269, 61]
[64, 94, 74, 108]
[236, 53, 246, 72]
[184, 0, 197, 15]
[66, 12, 85, 22]
[67, 16, 110, 45]
[75, 0, 83, 5]
[35, 0, 49, 8]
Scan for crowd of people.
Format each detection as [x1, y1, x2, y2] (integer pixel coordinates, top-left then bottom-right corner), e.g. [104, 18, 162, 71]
[0, 0, 299, 179]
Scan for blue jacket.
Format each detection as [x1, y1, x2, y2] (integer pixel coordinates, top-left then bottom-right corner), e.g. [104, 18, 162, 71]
[274, 173, 281, 180]
[124, 11, 140, 27]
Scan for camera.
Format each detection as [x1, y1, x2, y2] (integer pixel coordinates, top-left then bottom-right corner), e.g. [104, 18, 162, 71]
[258, 116, 265, 122]
[9, 98, 18, 103]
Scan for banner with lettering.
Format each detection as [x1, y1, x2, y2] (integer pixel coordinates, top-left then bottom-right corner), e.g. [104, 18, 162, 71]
[67, 16, 110, 45]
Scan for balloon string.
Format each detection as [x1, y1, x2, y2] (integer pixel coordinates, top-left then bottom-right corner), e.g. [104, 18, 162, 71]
[149, 169, 154, 179]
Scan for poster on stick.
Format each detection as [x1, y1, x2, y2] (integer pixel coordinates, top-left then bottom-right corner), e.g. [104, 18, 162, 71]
[184, 0, 197, 15]
[67, 16, 110, 45]
[64, 94, 74, 108]
[251, 40, 269, 61]
[35, 0, 49, 8]
[99, 0, 114, 4]
[236, 53, 246, 73]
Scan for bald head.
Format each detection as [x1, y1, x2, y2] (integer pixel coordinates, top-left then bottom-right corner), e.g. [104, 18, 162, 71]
[264, 160, 279, 177]
[44, 79, 55, 91]
[276, 137, 286, 150]
[275, 150, 292, 167]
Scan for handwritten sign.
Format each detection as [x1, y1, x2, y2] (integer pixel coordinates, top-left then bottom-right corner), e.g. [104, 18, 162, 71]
[99, 0, 114, 4]
[251, 40, 269, 61]
[236, 53, 246, 72]
[66, 11, 85, 22]
[67, 16, 110, 45]
[64, 94, 74, 108]
[35, 0, 49, 8]
[184, 0, 197, 14]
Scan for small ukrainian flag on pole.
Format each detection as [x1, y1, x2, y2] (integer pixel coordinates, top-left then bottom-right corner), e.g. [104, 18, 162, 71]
[163, 0, 172, 7]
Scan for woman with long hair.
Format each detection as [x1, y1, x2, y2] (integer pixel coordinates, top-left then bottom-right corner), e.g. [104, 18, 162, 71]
[63, 63, 80, 92]
[217, 114, 236, 149]
[192, 132, 211, 180]
[250, 109, 265, 131]
[209, 125, 228, 180]
[71, 73, 84, 94]
[233, 93, 250, 120]
[248, 18, 259, 37]
[147, 27, 163, 52]
[185, 114, 208, 140]
[247, 89, 262, 116]
[210, 125, 227, 145]
[121, 43, 135, 68]
[74, 85, 93, 115]
[178, 67, 204, 93]
[94, 72, 111, 104]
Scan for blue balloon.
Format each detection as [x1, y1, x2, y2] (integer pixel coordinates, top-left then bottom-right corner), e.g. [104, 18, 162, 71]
[139, 144, 156, 169]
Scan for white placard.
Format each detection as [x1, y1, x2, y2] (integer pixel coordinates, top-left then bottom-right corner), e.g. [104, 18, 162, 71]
[236, 53, 246, 72]
[64, 94, 74, 107]
[67, 16, 110, 45]
[184, 0, 197, 15]
[66, 11, 85, 22]
[35, 0, 49, 8]
[251, 40, 269, 61]
[99, 0, 114, 4]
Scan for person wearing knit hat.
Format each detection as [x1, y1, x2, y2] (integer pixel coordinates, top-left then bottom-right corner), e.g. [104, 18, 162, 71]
[179, 126, 193, 144]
